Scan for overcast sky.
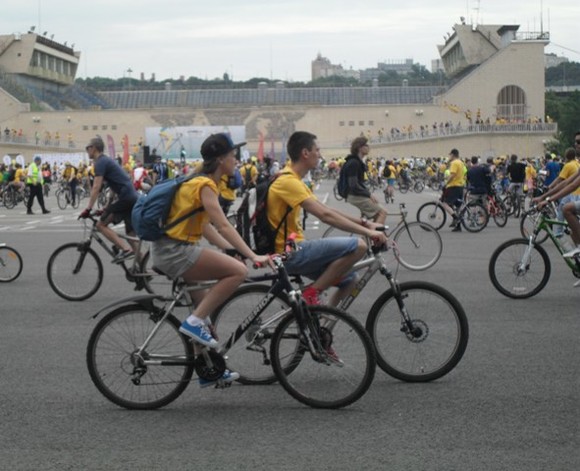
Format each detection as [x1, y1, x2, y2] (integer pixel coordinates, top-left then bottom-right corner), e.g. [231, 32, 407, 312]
[1, 0, 578, 82]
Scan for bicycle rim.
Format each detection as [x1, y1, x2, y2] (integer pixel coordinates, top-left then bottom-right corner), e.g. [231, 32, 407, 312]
[0, 246, 23, 282]
[367, 282, 468, 382]
[519, 214, 550, 244]
[87, 306, 194, 410]
[489, 239, 551, 299]
[47, 243, 103, 301]
[461, 202, 488, 232]
[271, 306, 376, 409]
[211, 284, 292, 385]
[416, 202, 445, 231]
[393, 222, 442, 271]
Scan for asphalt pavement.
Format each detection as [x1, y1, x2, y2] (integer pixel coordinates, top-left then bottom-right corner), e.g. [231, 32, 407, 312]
[0, 181, 578, 471]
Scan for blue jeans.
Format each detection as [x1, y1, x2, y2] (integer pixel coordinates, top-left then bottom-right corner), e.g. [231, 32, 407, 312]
[284, 237, 359, 288]
[556, 194, 580, 235]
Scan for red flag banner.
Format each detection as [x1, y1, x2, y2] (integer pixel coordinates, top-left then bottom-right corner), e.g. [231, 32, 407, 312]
[122, 134, 130, 165]
[257, 132, 264, 163]
[106, 135, 115, 158]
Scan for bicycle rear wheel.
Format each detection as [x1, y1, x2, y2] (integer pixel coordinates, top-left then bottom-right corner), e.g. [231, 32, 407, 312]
[366, 281, 468, 382]
[489, 238, 551, 299]
[56, 189, 69, 210]
[392, 221, 442, 271]
[87, 305, 194, 410]
[0, 245, 23, 282]
[270, 306, 376, 409]
[211, 284, 292, 385]
[460, 202, 488, 232]
[492, 199, 508, 227]
[3, 188, 16, 209]
[47, 243, 103, 301]
[416, 202, 446, 231]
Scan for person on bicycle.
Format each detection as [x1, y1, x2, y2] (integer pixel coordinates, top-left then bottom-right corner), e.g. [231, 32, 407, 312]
[541, 147, 580, 237]
[62, 162, 79, 207]
[340, 136, 387, 225]
[383, 159, 397, 202]
[466, 156, 491, 198]
[506, 154, 526, 199]
[151, 133, 271, 386]
[268, 131, 388, 309]
[535, 134, 580, 267]
[80, 137, 139, 264]
[440, 148, 467, 232]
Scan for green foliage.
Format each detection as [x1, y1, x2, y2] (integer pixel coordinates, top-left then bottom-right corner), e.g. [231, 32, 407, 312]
[545, 90, 580, 154]
[545, 62, 580, 86]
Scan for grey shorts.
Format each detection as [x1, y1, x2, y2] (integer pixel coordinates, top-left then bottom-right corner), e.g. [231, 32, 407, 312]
[151, 236, 203, 280]
[346, 194, 382, 219]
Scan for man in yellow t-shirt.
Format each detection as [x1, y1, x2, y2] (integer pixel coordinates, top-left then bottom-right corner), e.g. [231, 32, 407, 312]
[441, 148, 467, 232]
[268, 131, 387, 310]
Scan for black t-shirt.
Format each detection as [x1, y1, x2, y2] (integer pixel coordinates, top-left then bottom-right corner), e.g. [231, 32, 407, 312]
[507, 162, 526, 183]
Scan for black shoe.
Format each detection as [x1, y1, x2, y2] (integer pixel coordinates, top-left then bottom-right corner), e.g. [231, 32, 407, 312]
[452, 225, 462, 232]
[27, 210, 34, 215]
[42, 209, 51, 214]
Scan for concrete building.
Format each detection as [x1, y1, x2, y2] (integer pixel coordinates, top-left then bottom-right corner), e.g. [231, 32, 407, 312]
[0, 21, 557, 162]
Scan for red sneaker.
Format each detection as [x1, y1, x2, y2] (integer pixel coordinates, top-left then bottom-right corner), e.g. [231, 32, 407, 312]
[302, 285, 321, 305]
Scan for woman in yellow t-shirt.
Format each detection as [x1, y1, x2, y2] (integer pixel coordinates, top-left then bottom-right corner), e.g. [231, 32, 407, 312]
[151, 133, 270, 386]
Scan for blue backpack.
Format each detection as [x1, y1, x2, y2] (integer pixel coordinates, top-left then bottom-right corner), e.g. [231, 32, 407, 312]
[131, 173, 205, 241]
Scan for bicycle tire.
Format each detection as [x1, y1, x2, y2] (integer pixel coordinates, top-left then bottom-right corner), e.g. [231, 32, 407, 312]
[3, 189, 16, 209]
[460, 201, 488, 232]
[210, 284, 293, 385]
[56, 189, 69, 210]
[366, 281, 468, 382]
[489, 238, 551, 299]
[0, 245, 23, 282]
[398, 182, 409, 194]
[519, 210, 553, 245]
[416, 202, 446, 231]
[270, 305, 376, 409]
[47, 243, 103, 301]
[392, 221, 442, 271]
[413, 180, 425, 193]
[492, 199, 508, 227]
[87, 305, 194, 410]
[139, 251, 175, 298]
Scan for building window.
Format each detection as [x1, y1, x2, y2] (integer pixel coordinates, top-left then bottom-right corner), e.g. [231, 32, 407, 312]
[92, 125, 98, 131]
[112, 125, 117, 130]
[359, 121, 364, 126]
[496, 85, 527, 122]
[339, 121, 345, 126]
[349, 121, 355, 126]
[101, 125, 108, 130]
[368, 120, 374, 126]
[83, 125, 89, 131]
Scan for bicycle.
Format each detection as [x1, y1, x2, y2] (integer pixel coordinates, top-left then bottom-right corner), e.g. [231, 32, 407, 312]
[416, 195, 488, 233]
[469, 191, 508, 228]
[211, 233, 468, 385]
[0, 243, 23, 282]
[333, 180, 344, 201]
[519, 201, 558, 244]
[502, 184, 526, 218]
[488, 204, 580, 298]
[2, 184, 30, 209]
[322, 203, 442, 271]
[46, 212, 171, 301]
[55, 181, 80, 210]
[86, 252, 376, 410]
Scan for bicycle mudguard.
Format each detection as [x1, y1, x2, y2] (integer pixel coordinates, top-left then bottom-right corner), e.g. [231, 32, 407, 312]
[90, 294, 166, 319]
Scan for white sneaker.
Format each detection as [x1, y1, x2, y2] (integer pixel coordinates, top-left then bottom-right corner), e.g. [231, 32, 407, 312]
[574, 279, 580, 288]
[562, 246, 580, 258]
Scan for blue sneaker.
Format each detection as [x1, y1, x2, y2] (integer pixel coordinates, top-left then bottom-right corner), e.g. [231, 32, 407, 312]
[199, 370, 240, 389]
[179, 321, 218, 348]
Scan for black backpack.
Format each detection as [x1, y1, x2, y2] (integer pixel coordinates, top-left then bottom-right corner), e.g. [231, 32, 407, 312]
[236, 172, 292, 255]
[383, 165, 392, 179]
[337, 165, 348, 198]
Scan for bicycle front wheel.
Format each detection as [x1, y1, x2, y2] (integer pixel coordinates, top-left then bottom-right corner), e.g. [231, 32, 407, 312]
[270, 306, 376, 409]
[0, 245, 23, 282]
[366, 281, 468, 382]
[56, 189, 69, 210]
[392, 221, 442, 271]
[460, 202, 488, 232]
[87, 305, 194, 410]
[416, 202, 446, 231]
[47, 243, 103, 300]
[489, 238, 551, 299]
[211, 284, 292, 385]
[519, 210, 552, 244]
[492, 200, 508, 227]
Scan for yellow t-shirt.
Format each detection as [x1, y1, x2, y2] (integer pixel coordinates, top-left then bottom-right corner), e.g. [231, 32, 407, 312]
[165, 176, 216, 243]
[14, 168, 25, 183]
[268, 167, 315, 253]
[447, 159, 466, 188]
[219, 174, 236, 201]
[559, 160, 580, 196]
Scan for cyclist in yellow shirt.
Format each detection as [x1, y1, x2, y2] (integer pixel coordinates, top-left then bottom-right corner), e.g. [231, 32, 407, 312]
[151, 133, 271, 387]
[267, 131, 387, 311]
[441, 149, 467, 232]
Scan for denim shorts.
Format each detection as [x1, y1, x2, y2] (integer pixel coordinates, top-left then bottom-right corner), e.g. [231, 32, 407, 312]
[284, 237, 358, 287]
